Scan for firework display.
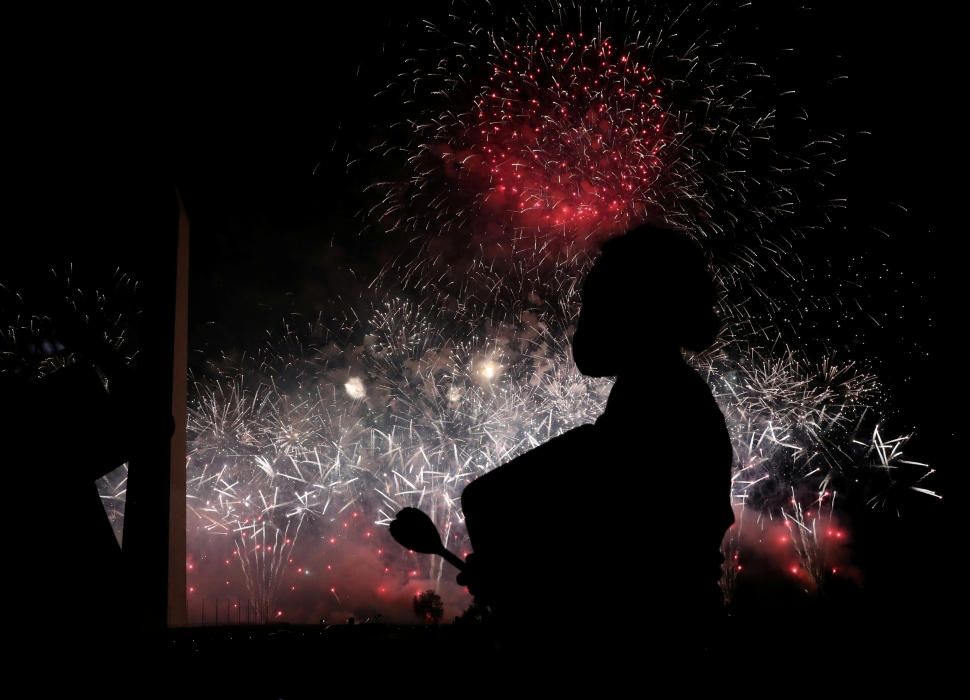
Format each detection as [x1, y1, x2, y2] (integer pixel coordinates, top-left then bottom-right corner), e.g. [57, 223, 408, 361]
[183, 281, 932, 622]
[180, 2, 936, 623]
[0, 2, 933, 626]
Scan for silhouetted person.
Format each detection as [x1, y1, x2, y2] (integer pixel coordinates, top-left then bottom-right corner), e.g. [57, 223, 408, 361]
[459, 224, 734, 680]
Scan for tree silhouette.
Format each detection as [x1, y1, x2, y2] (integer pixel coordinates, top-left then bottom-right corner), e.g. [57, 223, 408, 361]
[454, 599, 491, 625]
[412, 589, 444, 624]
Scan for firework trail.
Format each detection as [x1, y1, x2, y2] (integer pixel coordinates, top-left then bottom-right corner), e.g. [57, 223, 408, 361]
[1, 263, 139, 380]
[186, 292, 610, 610]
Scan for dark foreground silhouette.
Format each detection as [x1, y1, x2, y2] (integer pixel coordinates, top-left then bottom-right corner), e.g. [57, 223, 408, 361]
[458, 225, 734, 678]
[5, 300, 175, 685]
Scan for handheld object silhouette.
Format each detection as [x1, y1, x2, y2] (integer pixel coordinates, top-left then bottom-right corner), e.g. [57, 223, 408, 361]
[389, 507, 467, 571]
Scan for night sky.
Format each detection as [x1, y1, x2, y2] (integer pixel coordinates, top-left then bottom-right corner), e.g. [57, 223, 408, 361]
[178, 1, 940, 404]
[4, 0, 950, 654]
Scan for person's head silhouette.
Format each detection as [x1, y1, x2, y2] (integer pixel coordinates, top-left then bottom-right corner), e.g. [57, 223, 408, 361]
[572, 223, 719, 378]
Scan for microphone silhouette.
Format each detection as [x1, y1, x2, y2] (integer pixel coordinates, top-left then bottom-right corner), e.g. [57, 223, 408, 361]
[389, 507, 466, 571]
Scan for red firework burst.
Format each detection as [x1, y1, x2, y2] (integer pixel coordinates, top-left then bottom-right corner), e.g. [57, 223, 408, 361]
[431, 31, 670, 248]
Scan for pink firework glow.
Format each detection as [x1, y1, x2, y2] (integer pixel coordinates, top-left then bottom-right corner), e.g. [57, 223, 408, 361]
[428, 31, 670, 248]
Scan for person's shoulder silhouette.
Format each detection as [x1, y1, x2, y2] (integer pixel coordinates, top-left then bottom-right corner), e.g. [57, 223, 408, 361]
[459, 223, 734, 673]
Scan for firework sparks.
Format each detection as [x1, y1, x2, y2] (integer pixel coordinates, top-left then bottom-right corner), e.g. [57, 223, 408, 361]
[0, 2, 933, 625]
[180, 2, 933, 620]
[184, 281, 932, 617]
